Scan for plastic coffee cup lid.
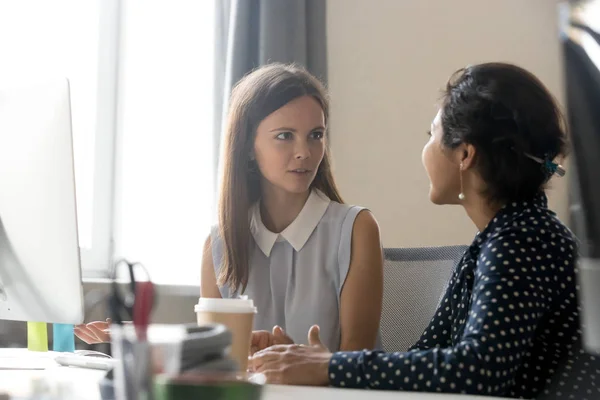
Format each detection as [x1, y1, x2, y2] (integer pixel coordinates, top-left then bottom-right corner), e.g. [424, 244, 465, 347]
[194, 297, 257, 314]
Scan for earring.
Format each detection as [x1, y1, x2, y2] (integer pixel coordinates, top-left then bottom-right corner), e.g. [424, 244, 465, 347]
[458, 162, 465, 200]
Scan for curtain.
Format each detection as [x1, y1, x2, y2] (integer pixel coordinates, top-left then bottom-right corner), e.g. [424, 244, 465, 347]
[212, 0, 328, 178]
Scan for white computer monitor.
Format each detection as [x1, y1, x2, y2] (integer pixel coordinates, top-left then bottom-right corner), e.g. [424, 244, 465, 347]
[0, 78, 84, 324]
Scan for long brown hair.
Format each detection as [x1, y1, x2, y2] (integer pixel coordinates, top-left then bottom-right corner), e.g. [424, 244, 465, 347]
[217, 63, 343, 294]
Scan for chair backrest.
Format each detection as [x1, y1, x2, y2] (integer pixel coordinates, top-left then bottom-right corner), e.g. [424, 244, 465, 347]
[380, 245, 468, 352]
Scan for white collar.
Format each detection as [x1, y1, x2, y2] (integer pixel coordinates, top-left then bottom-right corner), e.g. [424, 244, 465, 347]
[250, 190, 331, 257]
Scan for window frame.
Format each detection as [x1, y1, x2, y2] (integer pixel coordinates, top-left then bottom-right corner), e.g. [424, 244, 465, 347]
[80, 0, 122, 278]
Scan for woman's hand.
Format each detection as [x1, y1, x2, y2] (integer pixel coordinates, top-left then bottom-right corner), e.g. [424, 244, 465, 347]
[249, 325, 332, 386]
[74, 318, 111, 344]
[250, 325, 294, 356]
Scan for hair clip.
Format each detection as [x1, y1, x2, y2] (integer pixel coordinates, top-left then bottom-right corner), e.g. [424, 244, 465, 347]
[523, 152, 566, 178]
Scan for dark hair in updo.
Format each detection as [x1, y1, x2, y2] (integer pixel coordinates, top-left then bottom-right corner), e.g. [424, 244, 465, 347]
[440, 62, 568, 204]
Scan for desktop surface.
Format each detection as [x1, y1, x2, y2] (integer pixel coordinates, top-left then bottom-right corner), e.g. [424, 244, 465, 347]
[0, 349, 510, 400]
[0, 348, 63, 370]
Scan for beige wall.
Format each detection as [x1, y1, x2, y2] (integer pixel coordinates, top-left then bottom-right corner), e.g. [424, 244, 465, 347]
[327, 0, 569, 248]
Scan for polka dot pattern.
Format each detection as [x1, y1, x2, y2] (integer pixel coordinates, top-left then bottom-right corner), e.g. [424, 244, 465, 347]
[329, 194, 593, 398]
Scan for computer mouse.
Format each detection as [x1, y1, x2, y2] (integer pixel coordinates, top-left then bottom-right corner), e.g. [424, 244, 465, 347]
[74, 349, 112, 359]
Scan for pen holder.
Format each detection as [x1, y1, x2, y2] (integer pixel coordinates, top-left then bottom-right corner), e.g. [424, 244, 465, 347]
[111, 325, 154, 400]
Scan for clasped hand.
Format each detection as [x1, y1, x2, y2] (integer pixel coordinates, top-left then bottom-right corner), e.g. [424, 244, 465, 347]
[248, 325, 332, 386]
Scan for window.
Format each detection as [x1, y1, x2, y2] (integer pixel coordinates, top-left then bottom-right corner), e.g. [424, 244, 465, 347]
[0, 0, 100, 252]
[113, 0, 216, 285]
[0, 0, 216, 285]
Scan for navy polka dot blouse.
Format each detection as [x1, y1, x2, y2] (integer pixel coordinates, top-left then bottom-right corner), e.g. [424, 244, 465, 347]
[329, 194, 588, 398]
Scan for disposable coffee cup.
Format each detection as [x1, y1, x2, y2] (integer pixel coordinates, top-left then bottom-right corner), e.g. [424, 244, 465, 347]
[194, 298, 257, 371]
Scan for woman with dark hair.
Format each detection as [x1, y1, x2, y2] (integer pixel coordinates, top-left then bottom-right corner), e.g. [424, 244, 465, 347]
[250, 63, 583, 398]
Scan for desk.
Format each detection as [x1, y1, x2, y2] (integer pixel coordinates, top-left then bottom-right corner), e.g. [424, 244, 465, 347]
[264, 385, 505, 400]
[0, 369, 511, 400]
[0, 350, 508, 400]
[1, 368, 106, 399]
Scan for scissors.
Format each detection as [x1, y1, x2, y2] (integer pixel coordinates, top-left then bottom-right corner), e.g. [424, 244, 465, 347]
[109, 259, 156, 340]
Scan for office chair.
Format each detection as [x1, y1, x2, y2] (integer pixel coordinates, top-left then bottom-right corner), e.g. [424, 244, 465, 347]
[380, 245, 468, 352]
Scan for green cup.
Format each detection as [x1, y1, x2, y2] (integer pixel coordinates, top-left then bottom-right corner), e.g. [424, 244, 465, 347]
[153, 373, 264, 400]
